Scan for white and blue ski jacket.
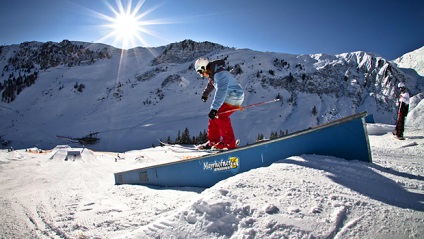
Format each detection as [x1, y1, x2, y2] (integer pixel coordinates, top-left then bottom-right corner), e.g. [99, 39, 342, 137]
[201, 60, 244, 111]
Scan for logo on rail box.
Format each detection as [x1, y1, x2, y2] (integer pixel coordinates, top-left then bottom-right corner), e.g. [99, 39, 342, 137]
[203, 156, 239, 174]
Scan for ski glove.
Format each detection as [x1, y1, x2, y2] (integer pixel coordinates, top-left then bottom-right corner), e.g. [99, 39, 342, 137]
[208, 109, 218, 120]
[201, 96, 208, 102]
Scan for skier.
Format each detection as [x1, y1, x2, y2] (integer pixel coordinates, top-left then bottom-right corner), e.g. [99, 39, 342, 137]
[195, 58, 244, 150]
[393, 82, 410, 140]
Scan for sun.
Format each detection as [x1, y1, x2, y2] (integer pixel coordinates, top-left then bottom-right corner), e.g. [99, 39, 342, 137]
[95, 0, 162, 49]
[113, 12, 139, 40]
[106, 0, 145, 49]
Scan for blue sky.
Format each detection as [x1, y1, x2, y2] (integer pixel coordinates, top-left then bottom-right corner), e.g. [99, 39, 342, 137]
[1, 0, 423, 60]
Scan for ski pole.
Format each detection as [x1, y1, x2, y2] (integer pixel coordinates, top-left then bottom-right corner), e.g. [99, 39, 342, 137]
[219, 98, 281, 115]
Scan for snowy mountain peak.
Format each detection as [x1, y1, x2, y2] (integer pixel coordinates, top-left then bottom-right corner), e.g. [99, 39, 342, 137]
[151, 39, 228, 65]
[393, 46, 424, 77]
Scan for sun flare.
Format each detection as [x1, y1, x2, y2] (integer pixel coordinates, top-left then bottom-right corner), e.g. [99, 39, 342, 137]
[94, 0, 163, 49]
[113, 13, 139, 39]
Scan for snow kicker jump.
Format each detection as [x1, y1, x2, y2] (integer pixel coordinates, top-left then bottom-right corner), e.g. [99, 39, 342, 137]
[114, 112, 372, 188]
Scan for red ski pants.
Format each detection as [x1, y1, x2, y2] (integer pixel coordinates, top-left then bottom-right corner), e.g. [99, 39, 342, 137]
[208, 103, 241, 148]
[395, 114, 406, 137]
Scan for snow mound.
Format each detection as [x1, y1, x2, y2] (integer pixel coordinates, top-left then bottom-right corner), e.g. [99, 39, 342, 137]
[0, 150, 25, 163]
[408, 93, 424, 112]
[49, 145, 97, 161]
[366, 123, 395, 136]
[406, 97, 424, 129]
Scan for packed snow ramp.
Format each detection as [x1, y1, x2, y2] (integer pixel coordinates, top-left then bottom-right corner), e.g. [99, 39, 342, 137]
[114, 112, 371, 187]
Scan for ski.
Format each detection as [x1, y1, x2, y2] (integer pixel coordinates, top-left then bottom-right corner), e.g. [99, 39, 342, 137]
[195, 139, 240, 150]
[157, 140, 222, 153]
[157, 139, 241, 153]
[169, 147, 219, 154]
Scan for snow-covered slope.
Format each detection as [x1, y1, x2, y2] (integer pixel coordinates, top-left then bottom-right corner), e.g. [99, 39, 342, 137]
[0, 112, 423, 239]
[1, 40, 423, 151]
[406, 93, 424, 129]
[393, 46, 424, 77]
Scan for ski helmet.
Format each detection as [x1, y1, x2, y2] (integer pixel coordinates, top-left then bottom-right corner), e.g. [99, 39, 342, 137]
[195, 58, 209, 74]
[397, 82, 406, 88]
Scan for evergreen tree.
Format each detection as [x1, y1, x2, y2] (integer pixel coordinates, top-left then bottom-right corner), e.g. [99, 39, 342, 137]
[77, 83, 85, 92]
[257, 133, 264, 141]
[312, 106, 318, 116]
[203, 130, 208, 142]
[175, 130, 181, 144]
[276, 93, 281, 100]
[181, 127, 191, 144]
[196, 131, 201, 144]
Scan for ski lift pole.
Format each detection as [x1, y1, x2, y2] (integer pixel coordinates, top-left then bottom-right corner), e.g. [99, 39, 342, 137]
[219, 98, 281, 115]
